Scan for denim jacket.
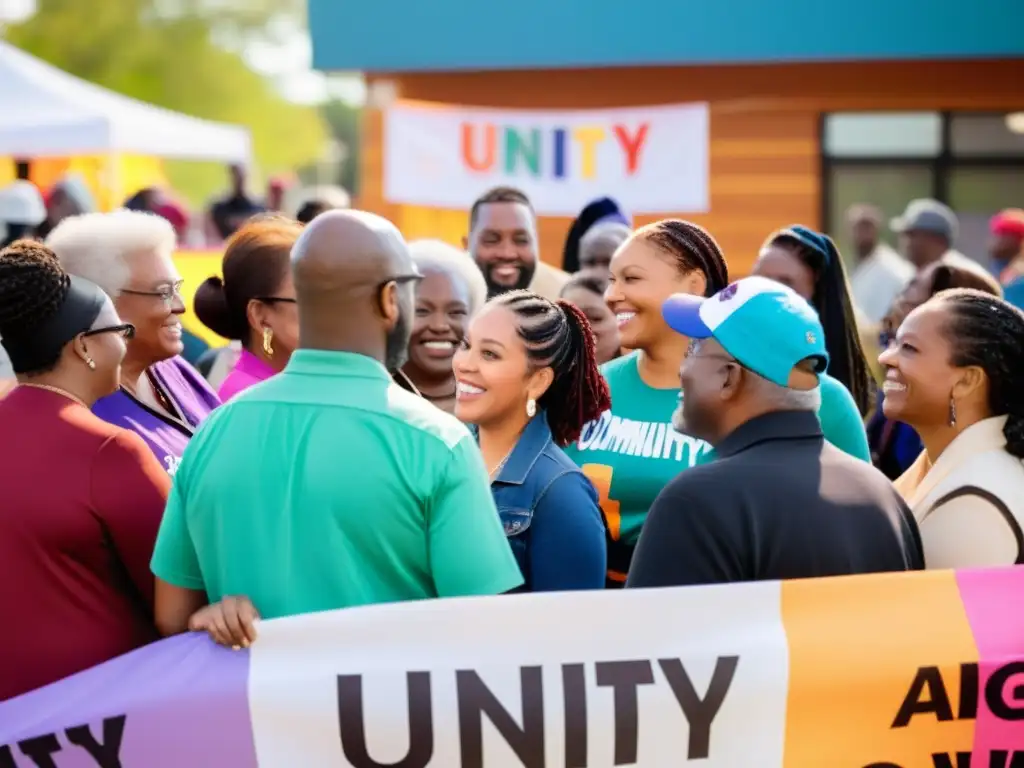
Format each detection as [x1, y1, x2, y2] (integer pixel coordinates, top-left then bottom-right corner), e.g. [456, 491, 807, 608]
[488, 412, 606, 592]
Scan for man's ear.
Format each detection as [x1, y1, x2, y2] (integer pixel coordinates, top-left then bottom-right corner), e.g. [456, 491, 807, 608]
[719, 363, 745, 402]
[379, 280, 399, 329]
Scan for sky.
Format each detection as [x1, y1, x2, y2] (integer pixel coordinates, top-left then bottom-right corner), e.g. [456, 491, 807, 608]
[0, 0, 366, 105]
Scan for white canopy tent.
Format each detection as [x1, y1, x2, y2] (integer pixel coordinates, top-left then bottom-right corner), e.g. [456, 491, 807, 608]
[0, 40, 251, 162]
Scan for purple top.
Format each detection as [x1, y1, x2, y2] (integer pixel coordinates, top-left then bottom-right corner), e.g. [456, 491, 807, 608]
[218, 348, 275, 402]
[92, 357, 221, 476]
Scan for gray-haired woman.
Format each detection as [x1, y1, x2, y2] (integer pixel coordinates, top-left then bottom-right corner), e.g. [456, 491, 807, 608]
[400, 239, 487, 414]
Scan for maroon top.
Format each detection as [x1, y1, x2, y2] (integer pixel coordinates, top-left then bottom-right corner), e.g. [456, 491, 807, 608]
[0, 386, 170, 701]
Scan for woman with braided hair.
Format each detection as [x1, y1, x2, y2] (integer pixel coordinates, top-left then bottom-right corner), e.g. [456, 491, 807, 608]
[563, 219, 725, 587]
[0, 240, 169, 701]
[882, 289, 1024, 567]
[753, 226, 873, 461]
[452, 290, 610, 592]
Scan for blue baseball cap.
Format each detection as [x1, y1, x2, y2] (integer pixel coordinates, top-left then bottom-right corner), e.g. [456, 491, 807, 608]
[662, 276, 829, 388]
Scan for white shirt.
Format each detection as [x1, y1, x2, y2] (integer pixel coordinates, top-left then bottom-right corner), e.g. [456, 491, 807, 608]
[0, 340, 12, 379]
[895, 416, 1024, 569]
[849, 243, 914, 324]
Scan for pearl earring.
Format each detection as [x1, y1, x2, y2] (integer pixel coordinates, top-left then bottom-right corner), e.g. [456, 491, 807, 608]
[526, 398, 537, 418]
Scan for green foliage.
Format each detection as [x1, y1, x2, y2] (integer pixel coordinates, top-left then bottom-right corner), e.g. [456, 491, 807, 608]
[321, 98, 361, 194]
[3, 0, 326, 206]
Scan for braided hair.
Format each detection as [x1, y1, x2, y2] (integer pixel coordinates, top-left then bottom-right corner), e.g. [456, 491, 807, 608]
[491, 290, 611, 446]
[766, 229, 874, 416]
[935, 289, 1024, 458]
[633, 219, 729, 296]
[0, 240, 71, 374]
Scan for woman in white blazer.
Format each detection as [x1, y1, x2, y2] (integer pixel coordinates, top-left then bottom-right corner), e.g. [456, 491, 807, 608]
[880, 288, 1024, 568]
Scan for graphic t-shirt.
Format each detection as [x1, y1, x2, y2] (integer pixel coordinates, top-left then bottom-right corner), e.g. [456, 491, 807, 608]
[563, 351, 713, 587]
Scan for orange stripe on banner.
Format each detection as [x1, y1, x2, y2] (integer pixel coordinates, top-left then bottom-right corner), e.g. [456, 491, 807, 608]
[781, 571, 978, 767]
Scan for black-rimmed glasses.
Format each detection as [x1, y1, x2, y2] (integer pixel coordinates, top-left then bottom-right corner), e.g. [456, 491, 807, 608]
[83, 323, 136, 340]
[121, 279, 185, 304]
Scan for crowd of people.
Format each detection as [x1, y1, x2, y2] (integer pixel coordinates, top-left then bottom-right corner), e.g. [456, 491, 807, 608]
[1, 182, 1024, 702]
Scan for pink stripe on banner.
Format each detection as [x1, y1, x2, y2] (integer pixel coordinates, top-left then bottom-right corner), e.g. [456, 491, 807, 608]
[0, 633, 256, 767]
[956, 567, 1024, 759]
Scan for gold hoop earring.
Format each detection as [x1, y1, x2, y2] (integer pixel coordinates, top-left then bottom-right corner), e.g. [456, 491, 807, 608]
[262, 327, 274, 357]
[526, 398, 537, 418]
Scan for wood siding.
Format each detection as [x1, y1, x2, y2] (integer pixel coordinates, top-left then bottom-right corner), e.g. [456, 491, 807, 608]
[359, 59, 1024, 276]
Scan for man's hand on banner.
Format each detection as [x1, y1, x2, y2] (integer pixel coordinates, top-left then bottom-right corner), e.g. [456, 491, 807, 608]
[187, 595, 260, 650]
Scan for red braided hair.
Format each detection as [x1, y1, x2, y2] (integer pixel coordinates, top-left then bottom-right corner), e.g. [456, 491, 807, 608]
[490, 290, 611, 447]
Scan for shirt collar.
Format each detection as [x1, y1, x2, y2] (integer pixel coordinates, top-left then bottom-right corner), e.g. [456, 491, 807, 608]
[492, 412, 554, 486]
[284, 350, 391, 382]
[898, 415, 1009, 506]
[714, 409, 822, 458]
[235, 348, 276, 380]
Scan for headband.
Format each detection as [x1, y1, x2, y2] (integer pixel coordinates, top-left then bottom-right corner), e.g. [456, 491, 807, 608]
[783, 225, 833, 266]
[1, 275, 106, 373]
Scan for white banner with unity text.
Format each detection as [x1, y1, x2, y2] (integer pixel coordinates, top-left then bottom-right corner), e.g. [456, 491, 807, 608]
[248, 584, 787, 766]
[383, 100, 710, 216]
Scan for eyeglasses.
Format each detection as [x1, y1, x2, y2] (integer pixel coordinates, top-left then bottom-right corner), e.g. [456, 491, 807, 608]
[121, 279, 185, 304]
[255, 296, 297, 305]
[82, 323, 136, 340]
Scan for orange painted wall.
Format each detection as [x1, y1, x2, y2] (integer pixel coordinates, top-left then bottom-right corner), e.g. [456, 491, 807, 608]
[359, 59, 1024, 276]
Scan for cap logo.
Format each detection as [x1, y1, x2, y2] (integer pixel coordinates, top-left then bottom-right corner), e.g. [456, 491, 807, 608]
[806, 331, 817, 344]
[719, 283, 738, 302]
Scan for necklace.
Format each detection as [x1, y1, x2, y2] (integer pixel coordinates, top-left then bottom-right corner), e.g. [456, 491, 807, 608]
[20, 383, 88, 408]
[488, 446, 515, 480]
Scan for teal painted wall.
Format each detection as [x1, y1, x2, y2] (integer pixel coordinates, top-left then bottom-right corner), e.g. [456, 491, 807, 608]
[310, 0, 1024, 72]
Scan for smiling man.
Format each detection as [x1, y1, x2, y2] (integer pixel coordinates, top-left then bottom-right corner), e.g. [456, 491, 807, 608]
[464, 187, 569, 301]
[627, 277, 923, 588]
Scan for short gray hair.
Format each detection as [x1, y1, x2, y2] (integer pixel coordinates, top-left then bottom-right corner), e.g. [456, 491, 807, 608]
[753, 376, 823, 412]
[580, 221, 631, 256]
[408, 239, 487, 314]
[46, 210, 177, 297]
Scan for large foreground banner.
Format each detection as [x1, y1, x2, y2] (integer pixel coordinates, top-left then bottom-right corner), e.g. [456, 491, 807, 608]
[1, 568, 1022, 767]
[384, 100, 709, 216]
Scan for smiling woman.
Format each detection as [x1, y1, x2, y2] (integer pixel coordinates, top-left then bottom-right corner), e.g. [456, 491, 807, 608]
[401, 239, 487, 414]
[47, 211, 221, 474]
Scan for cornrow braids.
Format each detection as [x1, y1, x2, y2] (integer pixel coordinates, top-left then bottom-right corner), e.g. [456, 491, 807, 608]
[935, 289, 1024, 459]
[492, 290, 611, 446]
[0, 240, 72, 375]
[634, 219, 729, 297]
[768, 230, 874, 416]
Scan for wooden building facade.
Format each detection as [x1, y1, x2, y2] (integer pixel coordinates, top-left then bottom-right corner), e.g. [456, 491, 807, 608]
[310, 0, 1024, 273]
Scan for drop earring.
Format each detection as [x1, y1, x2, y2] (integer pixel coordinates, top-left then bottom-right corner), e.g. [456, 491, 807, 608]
[948, 396, 957, 427]
[262, 327, 274, 357]
[526, 398, 537, 418]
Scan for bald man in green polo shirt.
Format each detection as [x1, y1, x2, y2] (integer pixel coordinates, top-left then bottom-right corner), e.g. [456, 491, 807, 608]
[151, 210, 522, 644]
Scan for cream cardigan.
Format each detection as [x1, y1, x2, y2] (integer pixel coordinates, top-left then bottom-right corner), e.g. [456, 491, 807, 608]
[894, 416, 1024, 568]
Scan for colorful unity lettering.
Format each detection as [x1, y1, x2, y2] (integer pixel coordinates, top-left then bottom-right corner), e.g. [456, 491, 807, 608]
[459, 122, 650, 180]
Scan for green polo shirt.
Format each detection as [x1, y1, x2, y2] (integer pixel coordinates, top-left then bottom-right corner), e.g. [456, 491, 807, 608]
[151, 350, 522, 619]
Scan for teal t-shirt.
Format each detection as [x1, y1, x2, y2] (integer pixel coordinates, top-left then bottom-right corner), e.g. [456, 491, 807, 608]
[563, 352, 713, 584]
[150, 351, 523, 619]
[817, 372, 871, 462]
